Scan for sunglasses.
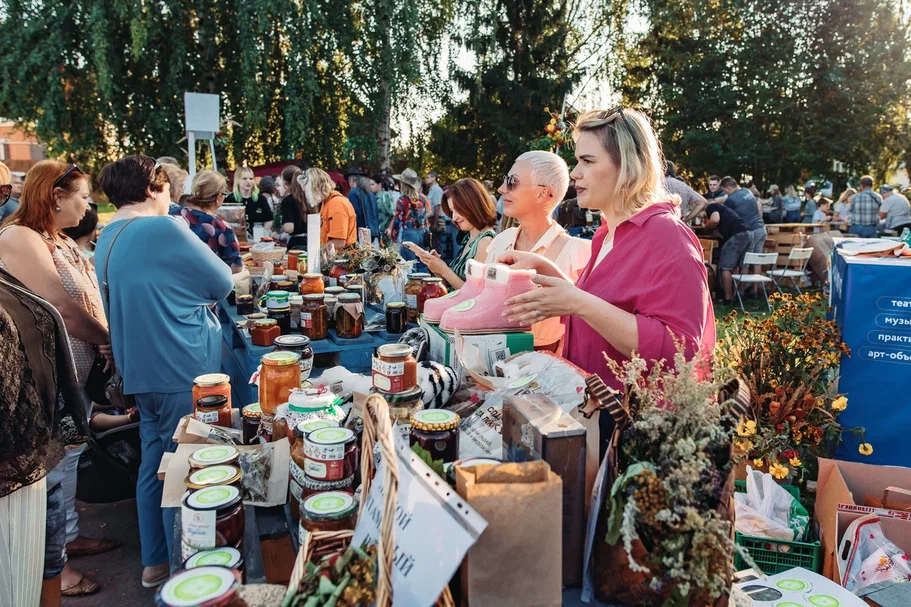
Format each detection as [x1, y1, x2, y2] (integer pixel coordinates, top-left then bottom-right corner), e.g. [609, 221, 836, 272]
[0, 184, 10, 205]
[53, 163, 83, 189]
[605, 106, 642, 156]
[502, 174, 548, 192]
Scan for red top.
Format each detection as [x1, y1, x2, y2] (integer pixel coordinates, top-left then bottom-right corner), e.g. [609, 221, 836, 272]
[562, 202, 715, 389]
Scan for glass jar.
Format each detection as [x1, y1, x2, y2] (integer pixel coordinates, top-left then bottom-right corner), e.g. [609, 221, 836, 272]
[385, 301, 407, 334]
[327, 260, 349, 287]
[335, 293, 364, 339]
[181, 485, 245, 549]
[185, 465, 243, 492]
[267, 305, 292, 336]
[235, 294, 254, 316]
[343, 272, 364, 291]
[258, 351, 302, 415]
[287, 250, 305, 272]
[272, 261, 285, 275]
[272, 388, 343, 443]
[418, 277, 448, 314]
[299, 492, 358, 547]
[262, 289, 290, 310]
[300, 273, 325, 297]
[323, 295, 338, 331]
[244, 312, 266, 330]
[273, 334, 314, 379]
[304, 427, 358, 481]
[370, 386, 423, 423]
[289, 295, 303, 330]
[156, 566, 242, 607]
[195, 394, 233, 428]
[297, 252, 308, 273]
[183, 547, 244, 584]
[409, 409, 461, 464]
[193, 374, 232, 412]
[301, 294, 329, 341]
[323, 286, 346, 298]
[269, 275, 288, 292]
[275, 280, 296, 293]
[372, 343, 418, 394]
[241, 403, 262, 445]
[404, 273, 430, 321]
[251, 318, 280, 347]
[189, 445, 240, 469]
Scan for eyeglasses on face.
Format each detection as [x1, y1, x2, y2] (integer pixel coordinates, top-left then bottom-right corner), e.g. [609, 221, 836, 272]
[502, 174, 548, 192]
[53, 164, 83, 189]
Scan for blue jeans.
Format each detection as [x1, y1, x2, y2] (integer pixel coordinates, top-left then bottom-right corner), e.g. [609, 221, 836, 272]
[399, 228, 428, 273]
[44, 480, 66, 579]
[853, 224, 878, 238]
[785, 210, 800, 223]
[135, 391, 194, 566]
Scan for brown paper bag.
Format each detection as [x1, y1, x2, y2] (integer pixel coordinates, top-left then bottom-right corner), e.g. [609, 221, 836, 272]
[456, 461, 562, 607]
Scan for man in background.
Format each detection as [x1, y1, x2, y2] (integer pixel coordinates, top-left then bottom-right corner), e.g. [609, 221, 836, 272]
[424, 171, 452, 259]
[704, 174, 727, 202]
[663, 161, 704, 221]
[879, 185, 911, 231]
[851, 176, 882, 238]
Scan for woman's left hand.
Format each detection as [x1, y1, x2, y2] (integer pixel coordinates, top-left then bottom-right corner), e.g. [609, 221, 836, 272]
[421, 250, 448, 275]
[502, 275, 588, 324]
[99, 343, 115, 373]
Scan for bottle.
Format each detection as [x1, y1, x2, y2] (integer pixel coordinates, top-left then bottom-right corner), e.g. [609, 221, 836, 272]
[585, 209, 593, 227]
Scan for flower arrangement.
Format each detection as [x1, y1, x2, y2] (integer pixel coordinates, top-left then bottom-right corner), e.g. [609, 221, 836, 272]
[324, 242, 403, 274]
[716, 292, 869, 483]
[601, 346, 738, 606]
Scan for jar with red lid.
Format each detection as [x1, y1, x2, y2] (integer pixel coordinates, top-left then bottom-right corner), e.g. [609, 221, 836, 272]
[193, 374, 232, 412]
[300, 273, 324, 297]
[250, 318, 280, 346]
[418, 277, 448, 314]
[195, 395, 233, 428]
[303, 427, 358, 481]
[372, 343, 418, 394]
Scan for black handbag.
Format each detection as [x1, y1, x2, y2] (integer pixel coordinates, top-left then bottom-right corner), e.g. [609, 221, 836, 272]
[85, 354, 112, 407]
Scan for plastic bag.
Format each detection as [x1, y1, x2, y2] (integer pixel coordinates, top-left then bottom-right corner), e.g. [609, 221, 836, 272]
[840, 513, 911, 592]
[734, 467, 810, 541]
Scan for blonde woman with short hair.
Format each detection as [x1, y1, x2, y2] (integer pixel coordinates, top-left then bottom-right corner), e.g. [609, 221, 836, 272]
[225, 166, 272, 239]
[500, 107, 714, 400]
[300, 168, 357, 249]
[160, 163, 188, 207]
[169, 170, 243, 272]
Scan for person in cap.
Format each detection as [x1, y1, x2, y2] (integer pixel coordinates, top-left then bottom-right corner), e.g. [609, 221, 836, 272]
[879, 184, 911, 230]
[345, 167, 379, 242]
[388, 168, 430, 271]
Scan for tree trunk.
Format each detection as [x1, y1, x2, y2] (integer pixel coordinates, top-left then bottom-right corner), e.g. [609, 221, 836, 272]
[377, 78, 392, 170]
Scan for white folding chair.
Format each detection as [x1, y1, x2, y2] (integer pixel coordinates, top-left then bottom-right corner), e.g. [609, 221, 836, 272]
[766, 247, 813, 295]
[732, 252, 777, 313]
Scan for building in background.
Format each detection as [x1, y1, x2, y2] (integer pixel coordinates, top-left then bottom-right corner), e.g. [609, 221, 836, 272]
[0, 119, 46, 172]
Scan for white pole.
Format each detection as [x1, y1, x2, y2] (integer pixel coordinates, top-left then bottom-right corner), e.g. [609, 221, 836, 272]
[186, 131, 197, 195]
[209, 138, 217, 172]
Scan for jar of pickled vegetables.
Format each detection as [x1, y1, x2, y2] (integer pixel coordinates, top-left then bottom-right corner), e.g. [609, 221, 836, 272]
[404, 273, 430, 321]
[409, 409, 461, 464]
[258, 352, 302, 415]
[301, 294, 328, 340]
[418, 277, 447, 314]
[335, 293, 364, 339]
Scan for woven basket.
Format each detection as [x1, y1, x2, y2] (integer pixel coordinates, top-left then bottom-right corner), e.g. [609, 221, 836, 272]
[285, 393, 455, 607]
[251, 248, 287, 265]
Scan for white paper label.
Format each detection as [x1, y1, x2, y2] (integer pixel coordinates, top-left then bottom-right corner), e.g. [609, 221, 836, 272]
[289, 478, 303, 502]
[372, 357, 405, 376]
[181, 505, 217, 549]
[195, 409, 219, 424]
[374, 374, 392, 392]
[405, 294, 417, 309]
[301, 357, 313, 372]
[304, 459, 328, 478]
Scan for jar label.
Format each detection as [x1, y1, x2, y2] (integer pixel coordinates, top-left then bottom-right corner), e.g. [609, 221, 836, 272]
[301, 358, 313, 372]
[289, 477, 303, 502]
[373, 373, 392, 392]
[181, 541, 200, 562]
[301, 312, 312, 328]
[405, 294, 417, 309]
[372, 357, 405, 377]
[290, 459, 307, 486]
[304, 459, 329, 479]
[181, 505, 216, 549]
[195, 409, 220, 424]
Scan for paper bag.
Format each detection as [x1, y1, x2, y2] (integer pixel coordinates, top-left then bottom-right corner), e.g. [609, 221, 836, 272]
[456, 461, 562, 607]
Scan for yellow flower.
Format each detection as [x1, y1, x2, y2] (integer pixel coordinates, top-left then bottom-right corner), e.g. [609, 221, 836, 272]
[737, 420, 757, 437]
[737, 440, 754, 452]
[789, 457, 802, 468]
[859, 443, 874, 456]
[753, 458, 764, 468]
[769, 463, 790, 479]
[831, 396, 848, 411]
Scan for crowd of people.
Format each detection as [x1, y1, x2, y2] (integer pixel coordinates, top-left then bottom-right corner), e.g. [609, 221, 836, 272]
[1, 104, 910, 606]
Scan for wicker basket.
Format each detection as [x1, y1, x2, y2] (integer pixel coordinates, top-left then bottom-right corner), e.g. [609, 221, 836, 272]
[251, 247, 287, 266]
[285, 393, 455, 607]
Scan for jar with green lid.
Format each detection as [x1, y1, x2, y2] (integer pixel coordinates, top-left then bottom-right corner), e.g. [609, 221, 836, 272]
[262, 290, 290, 309]
[156, 566, 242, 607]
[184, 465, 242, 491]
[409, 409, 461, 464]
[298, 491, 358, 547]
[183, 546, 244, 580]
[242, 403, 262, 445]
[189, 445, 240, 469]
[181, 485, 244, 550]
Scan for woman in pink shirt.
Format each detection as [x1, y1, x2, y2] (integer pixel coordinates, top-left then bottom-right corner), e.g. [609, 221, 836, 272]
[500, 107, 715, 397]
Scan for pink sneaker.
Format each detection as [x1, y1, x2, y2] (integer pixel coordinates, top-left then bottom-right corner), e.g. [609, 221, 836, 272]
[422, 260, 487, 323]
[440, 264, 536, 333]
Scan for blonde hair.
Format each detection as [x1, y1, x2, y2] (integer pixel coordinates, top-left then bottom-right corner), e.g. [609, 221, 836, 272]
[572, 108, 673, 214]
[161, 163, 188, 202]
[232, 167, 259, 201]
[515, 150, 570, 208]
[0, 161, 10, 185]
[302, 168, 336, 209]
[399, 181, 420, 200]
[836, 188, 857, 205]
[785, 185, 797, 198]
[188, 170, 227, 211]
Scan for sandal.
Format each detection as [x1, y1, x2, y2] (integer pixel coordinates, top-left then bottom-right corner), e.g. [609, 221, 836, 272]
[61, 575, 100, 597]
[66, 536, 122, 557]
[142, 569, 170, 588]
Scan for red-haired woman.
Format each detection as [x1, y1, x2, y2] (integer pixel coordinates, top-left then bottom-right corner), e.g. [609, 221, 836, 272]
[0, 160, 119, 598]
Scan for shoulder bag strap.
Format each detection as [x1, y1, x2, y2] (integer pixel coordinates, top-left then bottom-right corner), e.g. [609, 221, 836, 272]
[543, 230, 570, 264]
[101, 218, 138, 320]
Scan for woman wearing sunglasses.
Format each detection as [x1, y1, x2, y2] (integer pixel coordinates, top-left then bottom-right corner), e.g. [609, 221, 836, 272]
[500, 108, 714, 419]
[485, 150, 592, 352]
[0, 160, 118, 599]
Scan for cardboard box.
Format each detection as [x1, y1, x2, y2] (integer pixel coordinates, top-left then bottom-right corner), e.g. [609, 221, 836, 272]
[816, 458, 911, 583]
[421, 318, 534, 377]
[502, 394, 586, 586]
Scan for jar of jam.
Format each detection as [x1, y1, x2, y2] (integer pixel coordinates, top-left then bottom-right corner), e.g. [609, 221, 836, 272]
[405, 273, 430, 320]
[195, 394, 233, 428]
[273, 260, 285, 274]
[270, 274, 288, 292]
[287, 250, 304, 272]
[244, 312, 266, 330]
[299, 491, 358, 547]
[156, 566, 242, 607]
[295, 419, 338, 444]
[258, 351, 302, 415]
[372, 343, 418, 394]
[184, 546, 244, 572]
[323, 295, 338, 330]
[297, 252, 308, 272]
[189, 445, 240, 469]
[323, 286, 345, 298]
[327, 260, 349, 287]
[235, 294, 254, 315]
[370, 386, 423, 423]
[301, 294, 328, 341]
[185, 465, 242, 492]
[289, 295, 303, 330]
[273, 388, 342, 443]
[335, 293, 364, 339]
[181, 485, 245, 549]
[267, 305, 292, 336]
[304, 427, 358, 481]
[193, 374, 232, 412]
[251, 318, 280, 347]
[385, 302, 407, 334]
[300, 273, 325, 296]
[262, 290, 290, 310]
[418, 277, 448, 314]
[275, 280, 296, 293]
[409, 409, 460, 464]
[273, 334, 314, 379]
[241, 403, 262, 445]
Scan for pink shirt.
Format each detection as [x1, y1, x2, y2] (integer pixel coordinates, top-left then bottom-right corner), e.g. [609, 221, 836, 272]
[562, 202, 715, 389]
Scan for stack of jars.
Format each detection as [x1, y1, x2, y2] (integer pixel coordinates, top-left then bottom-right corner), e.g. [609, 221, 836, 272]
[258, 351, 303, 440]
[181, 445, 245, 563]
[370, 344, 423, 424]
[193, 374, 233, 428]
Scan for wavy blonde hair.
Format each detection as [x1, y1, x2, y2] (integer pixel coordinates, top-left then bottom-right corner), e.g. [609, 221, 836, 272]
[302, 168, 336, 210]
[572, 107, 674, 214]
[188, 170, 227, 211]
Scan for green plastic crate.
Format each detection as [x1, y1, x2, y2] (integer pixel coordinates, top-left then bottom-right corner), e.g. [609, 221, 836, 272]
[733, 480, 821, 574]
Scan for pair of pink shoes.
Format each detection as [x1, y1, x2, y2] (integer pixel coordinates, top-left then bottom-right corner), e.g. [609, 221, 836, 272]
[423, 260, 537, 333]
